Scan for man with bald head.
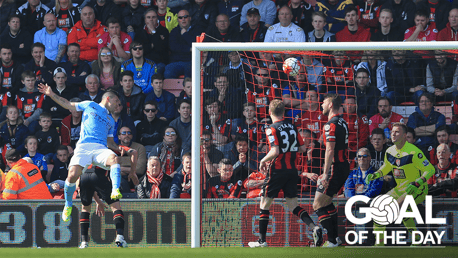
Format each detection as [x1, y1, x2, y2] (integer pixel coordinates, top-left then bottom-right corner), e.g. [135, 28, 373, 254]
[438, 8, 458, 60]
[67, 6, 107, 62]
[204, 14, 242, 42]
[34, 13, 67, 63]
[428, 143, 458, 197]
[264, 6, 305, 42]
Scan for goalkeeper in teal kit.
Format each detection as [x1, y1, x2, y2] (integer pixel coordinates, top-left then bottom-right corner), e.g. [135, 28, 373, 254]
[366, 122, 435, 245]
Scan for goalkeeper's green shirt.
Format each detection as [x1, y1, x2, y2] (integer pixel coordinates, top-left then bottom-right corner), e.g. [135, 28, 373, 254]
[379, 142, 435, 188]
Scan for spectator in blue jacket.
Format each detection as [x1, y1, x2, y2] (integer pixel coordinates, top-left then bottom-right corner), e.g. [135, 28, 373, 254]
[170, 152, 192, 198]
[144, 73, 176, 122]
[344, 147, 383, 198]
[407, 93, 446, 153]
[58, 43, 92, 93]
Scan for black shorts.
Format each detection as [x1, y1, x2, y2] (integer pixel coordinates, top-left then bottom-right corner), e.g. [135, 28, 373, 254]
[79, 169, 117, 207]
[317, 162, 350, 198]
[262, 169, 298, 198]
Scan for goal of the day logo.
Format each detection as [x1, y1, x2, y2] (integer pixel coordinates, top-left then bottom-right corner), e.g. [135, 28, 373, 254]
[344, 195, 446, 245]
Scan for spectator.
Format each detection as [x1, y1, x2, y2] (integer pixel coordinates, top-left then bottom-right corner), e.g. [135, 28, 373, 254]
[428, 143, 458, 197]
[0, 14, 33, 65]
[111, 101, 136, 144]
[34, 13, 67, 64]
[306, 11, 336, 42]
[144, 73, 176, 122]
[176, 77, 192, 105]
[282, 65, 310, 119]
[239, 0, 276, 27]
[185, 0, 217, 30]
[370, 8, 404, 41]
[58, 43, 92, 93]
[202, 98, 231, 148]
[366, 128, 387, 170]
[416, 0, 451, 32]
[428, 126, 458, 166]
[336, 6, 371, 63]
[121, 41, 158, 94]
[343, 96, 370, 161]
[67, 6, 107, 62]
[240, 7, 268, 43]
[0, 44, 25, 96]
[315, 0, 352, 33]
[136, 101, 168, 153]
[356, 50, 392, 95]
[201, 130, 224, 178]
[149, 126, 183, 177]
[23, 135, 48, 181]
[48, 145, 70, 191]
[204, 14, 242, 43]
[264, 6, 305, 42]
[170, 152, 191, 198]
[156, 0, 178, 32]
[425, 50, 458, 102]
[243, 162, 266, 198]
[298, 90, 327, 139]
[98, 17, 132, 62]
[60, 97, 82, 152]
[369, 97, 405, 135]
[166, 9, 204, 79]
[233, 102, 261, 149]
[226, 133, 257, 182]
[301, 54, 324, 89]
[0, 106, 29, 155]
[89, 0, 120, 26]
[201, 50, 219, 89]
[116, 70, 145, 123]
[344, 147, 383, 198]
[135, 9, 170, 68]
[16, 70, 44, 127]
[2, 149, 52, 199]
[287, 0, 313, 34]
[0, 0, 15, 36]
[16, 0, 50, 35]
[437, 8, 458, 43]
[169, 99, 191, 153]
[354, 68, 378, 118]
[42, 68, 78, 120]
[407, 93, 446, 152]
[208, 73, 243, 119]
[24, 42, 57, 86]
[322, 51, 354, 97]
[121, 0, 145, 39]
[78, 74, 104, 103]
[354, 0, 381, 32]
[117, 126, 147, 193]
[218, 0, 243, 30]
[385, 49, 425, 105]
[297, 128, 322, 184]
[136, 156, 172, 198]
[206, 158, 243, 198]
[246, 66, 281, 120]
[406, 126, 417, 145]
[91, 47, 122, 90]
[221, 51, 252, 90]
[381, 0, 416, 34]
[52, 0, 81, 33]
[35, 112, 60, 163]
[404, 8, 438, 57]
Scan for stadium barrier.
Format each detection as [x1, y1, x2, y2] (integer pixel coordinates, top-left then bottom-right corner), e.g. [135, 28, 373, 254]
[0, 198, 455, 247]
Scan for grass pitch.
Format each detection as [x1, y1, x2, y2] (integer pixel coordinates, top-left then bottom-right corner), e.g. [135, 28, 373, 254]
[2, 246, 457, 258]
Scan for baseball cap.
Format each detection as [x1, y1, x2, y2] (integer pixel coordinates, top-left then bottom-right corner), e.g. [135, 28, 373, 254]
[247, 8, 260, 16]
[53, 67, 67, 76]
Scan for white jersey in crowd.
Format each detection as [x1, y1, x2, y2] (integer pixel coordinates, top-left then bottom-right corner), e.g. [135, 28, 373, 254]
[264, 23, 305, 42]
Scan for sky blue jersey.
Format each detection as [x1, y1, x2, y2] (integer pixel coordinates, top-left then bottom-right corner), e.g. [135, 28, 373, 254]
[75, 101, 115, 146]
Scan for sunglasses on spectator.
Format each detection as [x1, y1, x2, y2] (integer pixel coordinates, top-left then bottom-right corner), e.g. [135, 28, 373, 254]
[165, 131, 177, 136]
[101, 52, 112, 56]
[178, 15, 190, 19]
[120, 131, 132, 135]
[132, 47, 143, 51]
[257, 73, 269, 76]
[145, 109, 157, 113]
[201, 138, 211, 142]
[357, 154, 369, 158]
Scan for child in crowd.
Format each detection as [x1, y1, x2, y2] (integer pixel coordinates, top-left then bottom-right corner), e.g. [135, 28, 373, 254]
[23, 135, 48, 181]
[176, 77, 192, 105]
[0, 105, 29, 155]
[35, 112, 60, 163]
[48, 145, 70, 193]
[16, 70, 44, 127]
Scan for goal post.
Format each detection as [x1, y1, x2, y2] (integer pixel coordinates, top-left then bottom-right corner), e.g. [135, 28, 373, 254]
[190, 41, 458, 248]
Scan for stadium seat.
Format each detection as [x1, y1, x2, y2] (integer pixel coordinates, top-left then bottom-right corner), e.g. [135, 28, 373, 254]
[163, 79, 184, 97]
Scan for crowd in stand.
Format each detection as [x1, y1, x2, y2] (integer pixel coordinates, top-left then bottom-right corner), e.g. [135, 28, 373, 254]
[0, 0, 457, 200]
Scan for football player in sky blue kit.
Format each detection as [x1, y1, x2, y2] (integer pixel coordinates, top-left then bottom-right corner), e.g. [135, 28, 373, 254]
[38, 83, 139, 222]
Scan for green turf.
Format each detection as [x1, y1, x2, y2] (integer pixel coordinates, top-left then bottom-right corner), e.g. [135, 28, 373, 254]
[2, 247, 457, 258]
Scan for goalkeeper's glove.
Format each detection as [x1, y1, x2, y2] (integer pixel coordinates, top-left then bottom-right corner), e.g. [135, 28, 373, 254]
[365, 171, 381, 185]
[406, 178, 425, 195]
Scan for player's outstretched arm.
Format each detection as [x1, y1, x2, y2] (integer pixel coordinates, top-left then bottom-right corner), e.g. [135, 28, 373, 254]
[38, 83, 77, 112]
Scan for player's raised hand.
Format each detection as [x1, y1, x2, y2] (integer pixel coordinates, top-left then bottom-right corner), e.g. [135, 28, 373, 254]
[38, 83, 53, 96]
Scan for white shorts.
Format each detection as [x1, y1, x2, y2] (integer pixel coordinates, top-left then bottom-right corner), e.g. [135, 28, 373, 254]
[69, 143, 116, 172]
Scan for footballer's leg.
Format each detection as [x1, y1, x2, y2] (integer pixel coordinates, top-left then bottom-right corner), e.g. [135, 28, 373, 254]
[62, 165, 84, 222]
[248, 196, 273, 248]
[314, 192, 338, 247]
[110, 202, 127, 247]
[79, 205, 91, 249]
[105, 154, 122, 200]
[287, 197, 322, 247]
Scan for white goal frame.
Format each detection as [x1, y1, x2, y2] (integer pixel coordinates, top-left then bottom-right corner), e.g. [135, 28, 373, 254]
[190, 41, 458, 248]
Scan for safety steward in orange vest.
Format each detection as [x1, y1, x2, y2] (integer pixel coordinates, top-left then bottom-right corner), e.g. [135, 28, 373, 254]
[2, 149, 52, 200]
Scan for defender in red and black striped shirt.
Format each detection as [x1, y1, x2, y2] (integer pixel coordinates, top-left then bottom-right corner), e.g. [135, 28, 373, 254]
[248, 99, 323, 248]
[314, 93, 350, 247]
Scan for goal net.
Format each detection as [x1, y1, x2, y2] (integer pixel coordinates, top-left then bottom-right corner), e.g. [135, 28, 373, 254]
[190, 42, 458, 247]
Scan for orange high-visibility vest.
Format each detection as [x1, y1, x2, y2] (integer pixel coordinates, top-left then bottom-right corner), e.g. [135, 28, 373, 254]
[2, 159, 52, 199]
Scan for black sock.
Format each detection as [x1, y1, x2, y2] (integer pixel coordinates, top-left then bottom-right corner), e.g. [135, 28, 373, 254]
[293, 206, 315, 228]
[80, 212, 90, 242]
[316, 206, 336, 244]
[259, 209, 270, 242]
[327, 204, 339, 241]
[113, 210, 124, 236]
